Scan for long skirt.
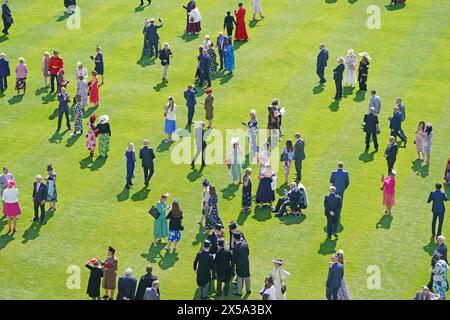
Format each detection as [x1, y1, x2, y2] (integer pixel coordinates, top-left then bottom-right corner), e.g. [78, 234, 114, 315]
[383, 192, 395, 206]
[99, 133, 110, 157]
[256, 177, 275, 203]
[188, 21, 201, 33]
[74, 105, 83, 132]
[3, 202, 21, 217]
[242, 191, 252, 212]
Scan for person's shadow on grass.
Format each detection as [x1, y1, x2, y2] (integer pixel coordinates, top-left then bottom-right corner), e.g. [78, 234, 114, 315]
[157, 139, 174, 152]
[343, 86, 355, 98]
[65, 134, 80, 148]
[376, 214, 393, 229]
[192, 225, 206, 246]
[159, 251, 179, 270]
[22, 212, 54, 244]
[353, 90, 366, 102]
[79, 156, 106, 171]
[236, 210, 250, 226]
[35, 86, 49, 96]
[422, 236, 437, 256]
[219, 73, 233, 85]
[252, 206, 272, 222]
[8, 95, 23, 105]
[358, 149, 377, 163]
[137, 55, 156, 68]
[55, 13, 71, 22]
[42, 92, 56, 104]
[0, 34, 9, 43]
[328, 100, 340, 112]
[278, 214, 306, 225]
[0, 233, 15, 251]
[249, 19, 262, 29]
[313, 84, 325, 94]
[131, 187, 150, 201]
[179, 32, 199, 42]
[411, 159, 429, 177]
[49, 130, 69, 144]
[385, 3, 406, 11]
[221, 184, 239, 200]
[141, 242, 165, 263]
[116, 187, 130, 202]
[317, 237, 337, 255]
[187, 166, 204, 182]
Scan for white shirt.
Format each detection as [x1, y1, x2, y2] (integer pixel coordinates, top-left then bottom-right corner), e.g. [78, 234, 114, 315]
[165, 105, 177, 121]
[260, 285, 277, 300]
[2, 188, 19, 203]
[189, 8, 202, 23]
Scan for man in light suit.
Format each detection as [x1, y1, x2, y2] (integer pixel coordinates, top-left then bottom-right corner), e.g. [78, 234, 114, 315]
[324, 186, 342, 239]
[316, 43, 329, 84]
[427, 182, 448, 237]
[144, 280, 161, 300]
[216, 32, 227, 70]
[333, 57, 345, 100]
[32, 175, 48, 224]
[326, 254, 344, 300]
[192, 121, 207, 168]
[117, 268, 137, 300]
[384, 136, 398, 173]
[293, 133, 305, 181]
[369, 90, 381, 114]
[330, 162, 349, 201]
[139, 139, 156, 187]
[184, 84, 198, 126]
[363, 107, 379, 151]
[0, 166, 13, 196]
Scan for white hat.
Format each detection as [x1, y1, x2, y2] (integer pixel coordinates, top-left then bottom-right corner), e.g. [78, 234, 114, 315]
[231, 137, 239, 145]
[358, 52, 372, 60]
[99, 115, 109, 124]
[347, 49, 354, 55]
[337, 57, 344, 63]
[149, 17, 155, 22]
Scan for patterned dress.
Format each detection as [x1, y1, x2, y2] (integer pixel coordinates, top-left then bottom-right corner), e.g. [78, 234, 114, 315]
[206, 195, 222, 230]
[73, 102, 83, 133]
[432, 259, 448, 299]
[242, 175, 252, 212]
[86, 123, 97, 151]
[207, 48, 218, 76]
[46, 172, 57, 202]
[414, 128, 425, 154]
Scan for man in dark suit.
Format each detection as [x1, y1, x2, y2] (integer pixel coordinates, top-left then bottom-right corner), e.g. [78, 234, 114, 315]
[198, 49, 211, 87]
[0, 53, 10, 93]
[57, 87, 71, 132]
[228, 221, 245, 250]
[293, 133, 305, 181]
[145, 18, 163, 57]
[32, 175, 48, 224]
[273, 182, 302, 217]
[216, 32, 227, 70]
[193, 240, 214, 299]
[116, 268, 137, 300]
[139, 139, 155, 187]
[207, 224, 223, 256]
[232, 233, 251, 296]
[184, 84, 198, 126]
[2, 0, 13, 36]
[427, 182, 448, 237]
[214, 240, 232, 296]
[135, 265, 158, 300]
[333, 57, 345, 100]
[384, 136, 398, 173]
[330, 162, 350, 200]
[324, 186, 342, 239]
[326, 255, 344, 300]
[316, 43, 329, 84]
[363, 107, 379, 151]
[182, 0, 195, 32]
[223, 11, 237, 37]
[389, 106, 407, 146]
[432, 235, 448, 267]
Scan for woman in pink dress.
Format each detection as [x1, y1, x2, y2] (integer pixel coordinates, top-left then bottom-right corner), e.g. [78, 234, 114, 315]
[2, 179, 21, 233]
[381, 170, 396, 215]
[88, 71, 99, 108]
[86, 114, 98, 157]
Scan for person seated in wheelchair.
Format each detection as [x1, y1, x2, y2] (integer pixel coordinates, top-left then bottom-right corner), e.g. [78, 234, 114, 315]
[272, 182, 307, 217]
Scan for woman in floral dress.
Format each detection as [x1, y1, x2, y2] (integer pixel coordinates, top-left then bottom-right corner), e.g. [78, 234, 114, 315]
[280, 139, 295, 184]
[229, 137, 243, 184]
[205, 186, 222, 232]
[165, 199, 183, 253]
[431, 258, 448, 300]
[242, 168, 253, 213]
[41, 51, 50, 87]
[414, 121, 426, 161]
[45, 164, 57, 212]
[86, 114, 98, 157]
[207, 43, 218, 77]
[72, 95, 83, 136]
[344, 49, 357, 87]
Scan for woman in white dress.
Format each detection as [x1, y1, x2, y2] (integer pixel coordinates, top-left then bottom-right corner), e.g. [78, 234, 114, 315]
[252, 0, 264, 20]
[422, 123, 433, 165]
[344, 49, 357, 86]
[75, 61, 88, 80]
[258, 142, 270, 172]
[76, 75, 88, 109]
[335, 250, 351, 300]
[259, 276, 277, 300]
[272, 258, 290, 300]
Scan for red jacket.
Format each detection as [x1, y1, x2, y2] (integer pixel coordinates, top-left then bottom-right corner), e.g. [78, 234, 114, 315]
[48, 56, 64, 75]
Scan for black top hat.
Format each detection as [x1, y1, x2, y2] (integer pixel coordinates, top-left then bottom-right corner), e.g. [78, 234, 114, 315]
[232, 232, 242, 240]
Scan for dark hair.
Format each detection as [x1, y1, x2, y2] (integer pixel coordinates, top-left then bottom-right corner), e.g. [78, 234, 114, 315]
[418, 121, 425, 130]
[436, 182, 442, 190]
[209, 185, 217, 197]
[425, 125, 433, 135]
[285, 139, 293, 152]
[264, 276, 274, 288]
[146, 265, 153, 273]
[227, 11, 231, 15]
[371, 90, 376, 95]
[171, 202, 183, 218]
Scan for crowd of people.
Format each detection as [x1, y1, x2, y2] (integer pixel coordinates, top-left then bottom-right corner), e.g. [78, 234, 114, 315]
[1, 0, 448, 301]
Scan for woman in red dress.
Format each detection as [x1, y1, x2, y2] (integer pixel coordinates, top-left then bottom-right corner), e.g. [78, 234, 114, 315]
[234, 3, 248, 41]
[88, 70, 99, 108]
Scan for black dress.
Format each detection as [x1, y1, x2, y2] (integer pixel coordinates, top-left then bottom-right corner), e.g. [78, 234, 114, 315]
[241, 176, 252, 212]
[85, 264, 103, 298]
[358, 60, 370, 91]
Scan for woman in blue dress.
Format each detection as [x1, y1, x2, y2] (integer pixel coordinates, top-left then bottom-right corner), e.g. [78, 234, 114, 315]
[92, 46, 104, 84]
[224, 37, 235, 74]
[125, 143, 136, 189]
[256, 163, 276, 209]
[45, 164, 58, 212]
[205, 186, 223, 232]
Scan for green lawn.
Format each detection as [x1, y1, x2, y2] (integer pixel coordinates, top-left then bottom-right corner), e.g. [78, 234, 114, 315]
[0, 0, 449, 300]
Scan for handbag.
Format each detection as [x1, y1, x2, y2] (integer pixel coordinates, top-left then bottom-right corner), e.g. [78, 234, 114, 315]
[278, 269, 287, 294]
[280, 152, 288, 162]
[149, 206, 160, 219]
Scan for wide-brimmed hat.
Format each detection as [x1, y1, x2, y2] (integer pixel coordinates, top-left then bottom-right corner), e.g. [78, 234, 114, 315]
[149, 17, 155, 22]
[99, 115, 109, 124]
[358, 52, 371, 60]
[161, 193, 170, 198]
[272, 258, 283, 265]
[337, 57, 344, 63]
[7, 179, 16, 188]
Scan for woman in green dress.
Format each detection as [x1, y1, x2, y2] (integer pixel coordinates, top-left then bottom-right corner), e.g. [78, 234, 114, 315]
[229, 137, 243, 184]
[97, 115, 111, 158]
[153, 193, 170, 246]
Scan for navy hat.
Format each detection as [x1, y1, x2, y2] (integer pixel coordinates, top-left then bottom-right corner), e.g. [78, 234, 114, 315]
[228, 221, 238, 230]
[214, 223, 223, 230]
[202, 179, 210, 187]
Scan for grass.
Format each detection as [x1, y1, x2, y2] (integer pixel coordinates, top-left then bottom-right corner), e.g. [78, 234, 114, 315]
[0, 0, 449, 300]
